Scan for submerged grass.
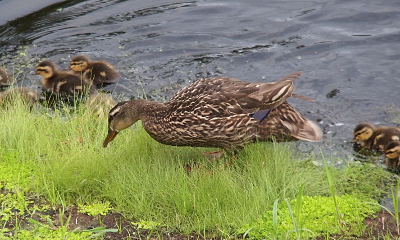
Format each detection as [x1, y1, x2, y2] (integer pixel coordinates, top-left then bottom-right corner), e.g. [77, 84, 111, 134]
[0, 97, 396, 238]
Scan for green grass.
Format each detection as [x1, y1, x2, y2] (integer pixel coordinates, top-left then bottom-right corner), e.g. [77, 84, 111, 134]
[0, 97, 396, 238]
[243, 194, 381, 239]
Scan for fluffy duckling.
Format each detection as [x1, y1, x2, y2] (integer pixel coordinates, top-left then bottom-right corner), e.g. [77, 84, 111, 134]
[0, 87, 39, 108]
[103, 72, 322, 151]
[384, 141, 400, 171]
[36, 60, 96, 97]
[353, 122, 400, 152]
[70, 55, 120, 87]
[0, 66, 13, 87]
[84, 93, 116, 119]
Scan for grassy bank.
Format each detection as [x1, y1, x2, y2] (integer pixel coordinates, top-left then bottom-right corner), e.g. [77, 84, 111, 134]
[0, 96, 396, 239]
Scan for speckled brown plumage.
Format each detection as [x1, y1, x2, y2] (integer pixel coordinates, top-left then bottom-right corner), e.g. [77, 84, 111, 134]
[70, 55, 120, 86]
[353, 122, 400, 152]
[103, 72, 323, 150]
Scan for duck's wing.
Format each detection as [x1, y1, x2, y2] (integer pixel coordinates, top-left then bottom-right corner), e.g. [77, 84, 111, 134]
[257, 101, 323, 142]
[55, 73, 96, 96]
[86, 62, 120, 83]
[169, 72, 302, 117]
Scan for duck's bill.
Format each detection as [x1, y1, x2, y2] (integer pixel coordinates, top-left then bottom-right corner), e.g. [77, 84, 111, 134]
[349, 138, 358, 144]
[103, 129, 119, 147]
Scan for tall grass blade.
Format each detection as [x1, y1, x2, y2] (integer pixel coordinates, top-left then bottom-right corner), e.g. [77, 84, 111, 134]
[322, 154, 341, 229]
[393, 178, 400, 234]
[295, 184, 305, 229]
[272, 198, 280, 240]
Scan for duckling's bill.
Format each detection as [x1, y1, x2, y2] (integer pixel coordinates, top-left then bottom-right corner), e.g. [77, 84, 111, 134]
[103, 129, 119, 147]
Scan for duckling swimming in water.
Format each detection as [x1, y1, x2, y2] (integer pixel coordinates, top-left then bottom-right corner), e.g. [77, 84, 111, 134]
[0, 66, 13, 88]
[384, 141, 400, 171]
[36, 60, 96, 98]
[70, 55, 120, 87]
[353, 122, 400, 152]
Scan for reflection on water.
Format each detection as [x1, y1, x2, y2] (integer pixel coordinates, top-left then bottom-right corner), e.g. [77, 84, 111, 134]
[1, 0, 400, 164]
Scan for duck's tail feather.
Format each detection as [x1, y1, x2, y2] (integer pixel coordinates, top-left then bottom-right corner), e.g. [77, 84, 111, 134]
[292, 93, 315, 102]
[291, 118, 323, 142]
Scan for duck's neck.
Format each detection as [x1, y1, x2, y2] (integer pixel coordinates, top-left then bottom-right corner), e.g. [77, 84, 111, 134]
[134, 99, 167, 120]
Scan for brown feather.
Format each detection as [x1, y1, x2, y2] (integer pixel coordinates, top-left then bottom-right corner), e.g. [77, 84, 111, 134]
[36, 60, 96, 97]
[104, 73, 322, 150]
[70, 55, 120, 86]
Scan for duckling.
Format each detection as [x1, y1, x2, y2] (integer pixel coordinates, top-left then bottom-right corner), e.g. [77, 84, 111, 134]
[70, 55, 120, 87]
[36, 60, 96, 98]
[353, 122, 400, 152]
[103, 72, 323, 151]
[384, 141, 400, 171]
[0, 87, 39, 108]
[0, 66, 13, 87]
[84, 93, 116, 119]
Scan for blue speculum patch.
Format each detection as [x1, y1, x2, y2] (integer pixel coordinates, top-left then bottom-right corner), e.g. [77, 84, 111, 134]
[250, 109, 271, 123]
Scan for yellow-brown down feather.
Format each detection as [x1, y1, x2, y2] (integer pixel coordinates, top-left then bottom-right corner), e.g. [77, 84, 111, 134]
[70, 55, 120, 86]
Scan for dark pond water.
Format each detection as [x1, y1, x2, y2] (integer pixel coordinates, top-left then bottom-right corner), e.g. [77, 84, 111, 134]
[1, 0, 400, 165]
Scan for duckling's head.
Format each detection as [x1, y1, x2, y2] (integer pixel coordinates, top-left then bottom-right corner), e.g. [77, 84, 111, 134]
[0, 67, 13, 86]
[385, 141, 400, 159]
[36, 60, 57, 79]
[70, 55, 90, 72]
[103, 100, 141, 147]
[353, 122, 375, 141]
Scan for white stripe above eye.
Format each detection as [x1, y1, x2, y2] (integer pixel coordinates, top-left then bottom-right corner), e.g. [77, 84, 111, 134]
[110, 106, 122, 116]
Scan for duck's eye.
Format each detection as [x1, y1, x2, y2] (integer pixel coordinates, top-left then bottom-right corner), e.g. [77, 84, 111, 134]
[71, 63, 78, 66]
[355, 130, 367, 137]
[37, 69, 48, 73]
[386, 150, 395, 154]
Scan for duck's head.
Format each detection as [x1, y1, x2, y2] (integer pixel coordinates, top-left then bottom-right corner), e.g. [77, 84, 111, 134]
[70, 55, 90, 72]
[353, 122, 375, 141]
[0, 67, 13, 85]
[103, 101, 140, 147]
[385, 141, 400, 159]
[36, 60, 57, 78]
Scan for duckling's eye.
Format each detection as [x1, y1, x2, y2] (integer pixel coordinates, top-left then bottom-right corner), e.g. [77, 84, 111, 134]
[37, 69, 48, 73]
[355, 130, 367, 137]
[71, 63, 78, 66]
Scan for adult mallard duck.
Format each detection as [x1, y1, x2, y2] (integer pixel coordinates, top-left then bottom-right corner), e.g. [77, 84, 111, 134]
[353, 122, 400, 152]
[384, 141, 400, 171]
[0, 66, 13, 87]
[70, 55, 120, 87]
[103, 72, 323, 152]
[36, 60, 96, 97]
